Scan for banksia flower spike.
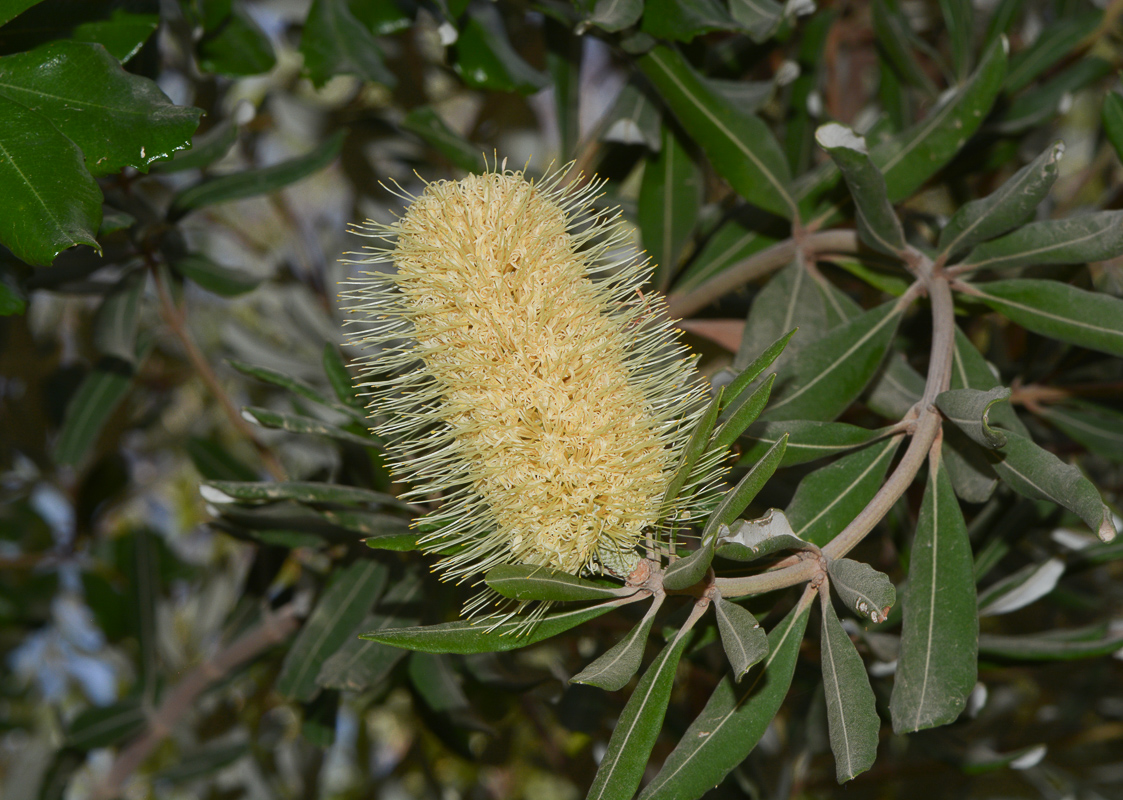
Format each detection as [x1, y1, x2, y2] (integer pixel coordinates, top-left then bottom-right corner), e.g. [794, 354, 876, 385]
[343, 165, 723, 610]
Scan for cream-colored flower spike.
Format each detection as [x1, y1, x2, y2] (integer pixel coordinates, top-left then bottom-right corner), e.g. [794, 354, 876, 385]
[343, 165, 721, 590]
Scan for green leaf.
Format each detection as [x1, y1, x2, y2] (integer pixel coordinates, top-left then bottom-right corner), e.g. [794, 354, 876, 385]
[401, 106, 484, 173]
[702, 434, 787, 539]
[71, 9, 159, 63]
[228, 357, 365, 422]
[349, 0, 413, 35]
[786, 437, 902, 547]
[940, 0, 973, 80]
[408, 651, 469, 713]
[277, 560, 388, 701]
[587, 630, 694, 800]
[572, 600, 660, 691]
[364, 531, 424, 552]
[721, 327, 795, 410]
[978, 627, 1123, 661]
[962, 744, 1048, 775]
[1004, 10, 1100, 93]
[716, 508, 808, 562]
[67, 697, 145, 750]
[54, 362, 132, 466]
[819, 591, 880, 782]
[815, 123, 905, 255]
[1103, 89, 1123, 165]
[989, 431, 1117, 543]
[323, 343, 363, 409]
[966, 278, 1123, 358]
[660, 387, 723, 514]
[890, 457, 978, 734]
[872, 0, 938, 95]
[938, 141, 1064, 258]
[361, 602, 616, 654]
[641, 0, 738, 42]
[937, 386, 1011, 448]
[485, 565, 625, 602]
[186, 437, 257, 481]
[638, 44, 797, 219]
[637, 603, 810, 799]
[672, 213, 778, 293]
[664, 522, 720, 591]
[957, 211, 1123, 274]
[714, 597, 768, 680]
[728, 0, 783, 42]
[0, 93, 101, 266]
[586, 0, 643, 32]
[154, 742, 250, 783]
[949, 328, 1029, 436]
[317, 572, 423, 690]
[453, 5, 548, 94]
[0, 41, 201, 176]
[765, 300, 903, 422]
[1040, 402, 1123, 463]
[600, 81, 662, 150]
[300, 0, 395, 87]
[994, 57, 1112, 135]
[240, 406, 377, 447]
[827, 557, 896, 624]
[197, 5, 276, 76]
[200, 480, 409, 510]
[640, 123, 702, 290]
[0, 0, 41, 27]
[170, 129, 346, 218]
[171, 253, 260, 297]
[977, 557, 1064, 616]
[711, 373, 775, 451]
[153, 120, 238, 173]
[738, 420, 885, 468]
[92, 270, 144, 364]
[0, 268, 26, 315]
[735, 261, 826, 375]
[942, 425, 998, 503]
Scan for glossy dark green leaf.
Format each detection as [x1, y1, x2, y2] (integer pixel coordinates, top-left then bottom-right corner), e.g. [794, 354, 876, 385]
[485, 565, 625, 602]
[721, 327, 795, 410]
[0, 41, 200, 176]
[1004, 11, 1099, 92]
[938, 141, 1064, 258]
[978, 627, 1123, 661]
[640, 123, 701, 290]
[170, 130, 345, 218]
[0, 0, 40, 27]
[827, 557, 895, 624]
[54, 362, 132, 466]
[815, 123, 905, 255]
[714, 597, 768, 680]
[453, 5, 547, 94]
[967, 278, 1123, 357]
[153, 120, 238, 173]
[364, 531, 424, 551]
[0, 270, 26, 315]
[959, 210, 1123, 275]
[98, 208, 135, 235]
[637, 603, 810, 799]
[702, 434, 787, 539]
[241, 406, 377, 447]
[154, 742, 250, 783]
[196, 4, 275, 76]
[67, 697, 145, 749]
[587, 630, 694, 800]
[739, 420, 885, 468]
[641, 0, 737, 42]
[786, 436, 902, 547]
[171, 253, 260, 297]
[277, 560, 388, 700]
[228, 357, 365, 422]
[890, 458, 978, 733]
[638, 44, 797, 219]
[361, 601, 616, 654]
[1040, 402, 1123, 463]
[990, 431, 1117, 543]
[401, 106, 484, 173]
[765, 300, 903, 422]
[672, 214, 778, 293]
[586, 0, 643, 32]
[0, 93, 101, 267]
[300, 0, 394, 87]
[201, 480, 409, 509]
[937, 386, 1011, 448]
[93, 270, 144, 364]
[71, 9, 158, 63]
[716, 508, 807, 562]
[819, 591, 880, 782]
[349, 0, 413, 35]
[572, 600, 660, 690]
[712, 373, 775, 451]
[1104, 90, 1123, 165]
[664, 520, 720, 591]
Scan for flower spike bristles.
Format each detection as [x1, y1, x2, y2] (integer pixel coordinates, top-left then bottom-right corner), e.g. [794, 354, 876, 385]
[342, 163, 725, 615]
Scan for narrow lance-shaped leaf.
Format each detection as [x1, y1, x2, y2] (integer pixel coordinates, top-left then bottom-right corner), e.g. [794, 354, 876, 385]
[1103, 89, 1123, 165]
[702, 434, 788, 539]
[585, 0, 643, 32]
[572, 595, 663, 691]
[172, 254, 260, 297]
[586, 629, 695, 800]
[728, 0, 784, 42]
[228, 357, 366, 422]
[890, 454, 978, 733]
[938, 141, 1063, 258]
[815, 123, 906, 256]
[716, 508, 809, 562]
[1040, 402, 1123, 464]
[949, 327, 1029, 436]
[872, 0, 938, 95]
[664, 520, 721, 591]
[640, 123, 702, 291]
[401, 106, 485, 173]
[827, 557, 896, 624]
[957, 210, 1123, 274]
[722, 327, 796, 406]
[712, 372, 775, 451]
[714, 597, 768, 680]
[977, 557, 1064, 617]
[989, 431, 1117, 543]
[765, 300, 903, 422]
[940, 0, 974, 80]
[54, 362, 133, 466]
[640, 0, 738, 43]
[93, 270, 144, 364]
[67, 698, 146, 750]
[978, 627, 1123, 661]
[277, 560, 388, 701]
[1004, 10, 1100, 92]
[240, 406, 377, 448]
[638, 44, 797, 220]
[936, 387, 1011, 448]
[819, 589, 880, 783]
[739, 420, 886, 468]
[200, 480, 409, 509]
[661, 387, 723, 514]
[964, 279, 1123, 358]
[485, 565, 627, 602]
[637, 603, 811, 800]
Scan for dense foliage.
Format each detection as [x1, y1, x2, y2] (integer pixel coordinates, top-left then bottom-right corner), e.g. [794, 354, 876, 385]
[2, 0, 1123, 798]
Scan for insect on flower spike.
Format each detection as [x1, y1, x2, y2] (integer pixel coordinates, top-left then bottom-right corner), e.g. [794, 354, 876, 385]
[342, 163, 728, 622]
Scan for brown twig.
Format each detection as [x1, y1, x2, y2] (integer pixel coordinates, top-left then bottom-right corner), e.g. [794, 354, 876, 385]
[93, 602, 302, 799]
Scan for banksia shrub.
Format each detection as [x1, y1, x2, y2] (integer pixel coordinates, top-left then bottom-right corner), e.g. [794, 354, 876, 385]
[343, 167, 719, 589]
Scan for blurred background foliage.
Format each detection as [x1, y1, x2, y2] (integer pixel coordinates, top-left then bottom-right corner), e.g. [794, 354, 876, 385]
[1, 0, 1122, 798]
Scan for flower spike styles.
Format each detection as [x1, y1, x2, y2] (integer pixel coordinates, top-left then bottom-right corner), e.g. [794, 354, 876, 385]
[343, 165, 719, 598]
